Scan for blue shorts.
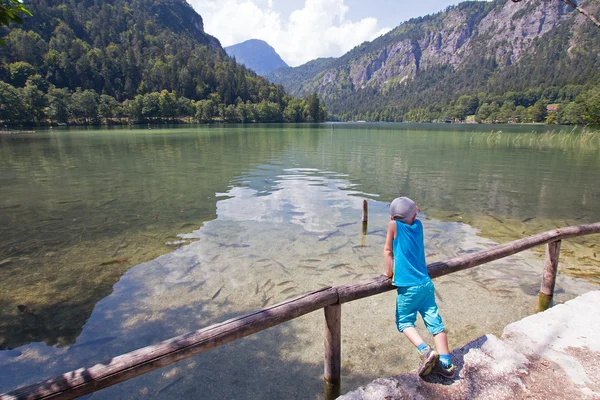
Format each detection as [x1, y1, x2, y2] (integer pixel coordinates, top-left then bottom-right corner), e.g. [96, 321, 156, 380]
[395, 280, 445, 335]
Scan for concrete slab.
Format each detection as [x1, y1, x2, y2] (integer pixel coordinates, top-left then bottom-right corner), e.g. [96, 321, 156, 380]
[338, 291, 600, 400]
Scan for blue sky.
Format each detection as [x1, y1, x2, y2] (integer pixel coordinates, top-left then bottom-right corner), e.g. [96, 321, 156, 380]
[188, 0, 465, 67]
[263, 0, 462, 30]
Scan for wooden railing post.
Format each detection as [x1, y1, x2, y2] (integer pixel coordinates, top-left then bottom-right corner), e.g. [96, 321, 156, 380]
[361, 200, 368, 247]
[538, 240, 561, 311]
[324, 303, 341, 400]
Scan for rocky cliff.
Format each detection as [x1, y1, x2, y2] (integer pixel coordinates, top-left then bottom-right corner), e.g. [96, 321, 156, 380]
[267, 0, 600, 118]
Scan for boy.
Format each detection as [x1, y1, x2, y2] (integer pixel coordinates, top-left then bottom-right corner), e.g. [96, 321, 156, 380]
[383, 196, 456, 378]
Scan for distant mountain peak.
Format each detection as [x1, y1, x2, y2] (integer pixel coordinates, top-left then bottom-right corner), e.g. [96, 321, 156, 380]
[225, 39, 288, 76]
[237, 39, 272, 47]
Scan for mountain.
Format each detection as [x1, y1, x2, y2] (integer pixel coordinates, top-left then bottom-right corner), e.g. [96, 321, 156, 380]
[267, 57, 334, 95]
[0, 0, 326, 124]
[266, 0, 600, 123]
[225, 39, 288, 76]
[1, 0, 227, 100]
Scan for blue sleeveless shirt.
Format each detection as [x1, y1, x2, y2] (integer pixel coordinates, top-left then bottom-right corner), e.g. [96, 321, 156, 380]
[392, 219, 430, 287]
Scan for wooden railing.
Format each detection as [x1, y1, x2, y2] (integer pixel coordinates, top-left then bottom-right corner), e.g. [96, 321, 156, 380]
[2, 222, 599, 400]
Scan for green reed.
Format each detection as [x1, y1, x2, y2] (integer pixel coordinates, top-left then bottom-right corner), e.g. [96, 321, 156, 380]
[471, 128, 600, 153]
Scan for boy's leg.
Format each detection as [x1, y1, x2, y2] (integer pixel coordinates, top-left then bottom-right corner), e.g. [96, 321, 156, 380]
[419, 282, 456, 378]
[396, 287, 419, 340]
[400, 322, 439, 377]
[396, 287, 438, 377]
[402, 327, 425, 347]
[419, 281, 446, 342]
[433, 331, 449, 355]
[433, 331, 456, 375]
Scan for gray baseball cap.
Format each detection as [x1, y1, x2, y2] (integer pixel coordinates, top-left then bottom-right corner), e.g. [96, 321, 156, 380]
[390, 197, 418, 223]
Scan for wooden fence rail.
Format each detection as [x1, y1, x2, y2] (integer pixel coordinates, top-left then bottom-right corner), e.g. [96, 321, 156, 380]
[2, 222, 599, 400]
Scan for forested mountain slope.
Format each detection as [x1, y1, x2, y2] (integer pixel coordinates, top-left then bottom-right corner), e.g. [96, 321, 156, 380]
[0, 0, 326, 124]
[267, 0, 600, 123]
[225, 39, 288, 76]
[267, 57, 335, 97]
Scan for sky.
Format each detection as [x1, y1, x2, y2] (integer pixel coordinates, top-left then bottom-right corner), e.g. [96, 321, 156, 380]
[188, 0, 465, 67]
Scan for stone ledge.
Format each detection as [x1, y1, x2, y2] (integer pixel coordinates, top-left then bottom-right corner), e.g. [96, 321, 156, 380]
[338, 291, 600, 400]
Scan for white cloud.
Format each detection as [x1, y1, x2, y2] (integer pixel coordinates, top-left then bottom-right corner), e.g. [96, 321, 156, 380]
[188, 0, 391, 67]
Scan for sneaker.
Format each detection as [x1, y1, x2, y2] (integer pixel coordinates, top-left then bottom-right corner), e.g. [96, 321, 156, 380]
[417, 347, 438, 377]
[431, 360, 457, 379]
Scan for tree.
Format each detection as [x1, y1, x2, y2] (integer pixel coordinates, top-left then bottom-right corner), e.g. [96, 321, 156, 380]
[195, 100, 215, 122]
[256, 100, 282, 122]
[498, 101, 516, 123]
[98, 94, 120, 124]
[223, 104, 240, 122]
[21, 79, 46, 123]
[529, 100, 548, 123]
[158, 90, 177, 121]
[0, 81, 26, 123]
[0, 0, 32, 43]
[25, 74, 48, 93]
[305, 92, 321, 123]
[515, 105, 527, 123]
[4, 29, 46, 65]
[45, 86, 71, 123]
[9, 61, 36, 87]
[141, 92, 160, 121]
[122, 95, 143, 122]
[236, 98, 249, 122]
[71, 88, 99, 124]
[476, 103, 495, 123]
[245, 101, 257, 122]
[579, 87, 600, 125]
[454, 95, 479, 120]
[176, 97, 194, 122]
[283, 98, 304, 123]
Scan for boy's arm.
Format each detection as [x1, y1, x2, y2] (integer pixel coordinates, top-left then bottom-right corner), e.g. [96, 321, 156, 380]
[383, 220, 395, 278]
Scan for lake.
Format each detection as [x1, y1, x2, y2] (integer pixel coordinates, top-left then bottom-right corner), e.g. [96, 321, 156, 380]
[1, 123, 599, 398]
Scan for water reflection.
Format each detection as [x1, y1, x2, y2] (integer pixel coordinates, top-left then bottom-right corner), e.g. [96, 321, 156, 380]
[219, 167, 363, 232]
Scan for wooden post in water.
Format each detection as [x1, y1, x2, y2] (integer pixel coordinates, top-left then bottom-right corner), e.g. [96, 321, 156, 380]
[361, 199, 368, 223]
[538, 240, 561, 311]
[324, 304, 341, 400]
[361, 200, 368, 247]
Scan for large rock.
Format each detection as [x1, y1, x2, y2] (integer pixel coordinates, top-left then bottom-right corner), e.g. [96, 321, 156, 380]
[338, 291, 600, 400]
